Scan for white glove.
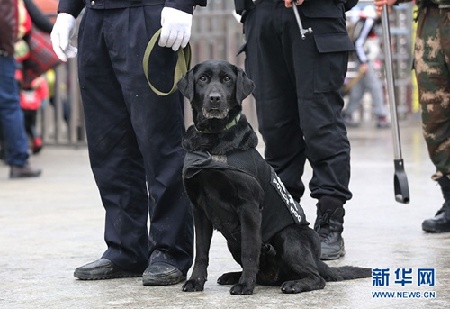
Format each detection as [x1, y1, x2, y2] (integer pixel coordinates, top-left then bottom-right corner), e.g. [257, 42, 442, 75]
[50, 13, 78, 62]
[159, 7, 193, 51]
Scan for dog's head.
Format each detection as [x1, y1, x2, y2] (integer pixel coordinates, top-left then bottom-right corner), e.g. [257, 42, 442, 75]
[177, 60, 255, 131]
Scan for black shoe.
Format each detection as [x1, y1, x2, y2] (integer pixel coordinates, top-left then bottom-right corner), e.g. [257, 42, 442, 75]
[142, 262, 185, 286]
[422, 206, 450, 233]
[10, 164, 41, 178]
[314, 199, 346, 260]
[74, 258, 141, 280]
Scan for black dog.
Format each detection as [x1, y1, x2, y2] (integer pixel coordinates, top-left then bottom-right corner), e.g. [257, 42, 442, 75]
[177, 60, 371, 295]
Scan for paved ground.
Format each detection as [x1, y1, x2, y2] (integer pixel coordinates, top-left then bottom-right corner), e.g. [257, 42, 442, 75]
[1, 116, 449, 309]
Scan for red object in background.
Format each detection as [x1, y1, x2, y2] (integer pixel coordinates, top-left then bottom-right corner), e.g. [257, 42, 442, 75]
[33, 0, 58, 22]
[20, 76, 49, 111]
[21, 29, 61, 88]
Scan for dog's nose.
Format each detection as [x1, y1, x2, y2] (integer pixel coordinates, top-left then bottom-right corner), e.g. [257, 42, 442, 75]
[209, 93, 221, 104]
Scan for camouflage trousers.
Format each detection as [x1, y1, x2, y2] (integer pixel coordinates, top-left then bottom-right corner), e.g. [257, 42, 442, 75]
[415, 6, 450, 180]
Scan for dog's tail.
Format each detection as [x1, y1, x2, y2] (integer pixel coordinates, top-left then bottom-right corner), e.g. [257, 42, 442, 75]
[318, 260, 372, 281]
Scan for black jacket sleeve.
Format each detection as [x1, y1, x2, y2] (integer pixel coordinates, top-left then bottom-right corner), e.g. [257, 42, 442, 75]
[0, 0, 15, 55]
[23, 0, 54, 33]
[58, 0, 85, 18]
[165, 0, 207, 14]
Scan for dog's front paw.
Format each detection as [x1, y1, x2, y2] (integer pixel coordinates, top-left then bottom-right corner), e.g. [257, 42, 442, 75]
[182, 279, 205, 292]
[229, 283, 255, 295]
[281, 277, 326, 294]
[217, 271, 241, 285]
[281, 281, 303, 294]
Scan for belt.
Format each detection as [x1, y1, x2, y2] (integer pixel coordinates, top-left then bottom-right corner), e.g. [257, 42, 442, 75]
[0, 50, 10, 57]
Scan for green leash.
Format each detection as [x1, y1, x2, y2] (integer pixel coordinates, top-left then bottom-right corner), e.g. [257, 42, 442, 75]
[142, 28, 191, 96]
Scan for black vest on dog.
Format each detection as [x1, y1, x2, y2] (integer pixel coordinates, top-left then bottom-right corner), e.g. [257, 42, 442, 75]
[184, 149, 309, 243]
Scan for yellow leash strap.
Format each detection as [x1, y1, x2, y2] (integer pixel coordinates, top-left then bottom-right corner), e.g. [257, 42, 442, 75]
[142, 28, 191, 96]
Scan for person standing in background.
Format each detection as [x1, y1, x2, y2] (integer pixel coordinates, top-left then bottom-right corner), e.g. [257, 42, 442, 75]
[51, 0, 206, 285]
[0, 0, 42, 178]
[18, 75, 49, 154]
[342, 5, 390, 128]
[18, 0, 55, 154]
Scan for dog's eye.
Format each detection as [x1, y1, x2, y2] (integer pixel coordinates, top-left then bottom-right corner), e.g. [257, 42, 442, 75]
[223, 76, 231, 82]
[199, 75, 208, 82]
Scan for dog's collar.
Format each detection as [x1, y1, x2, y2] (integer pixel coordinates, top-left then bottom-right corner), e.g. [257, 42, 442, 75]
[194, 114, 241, 133]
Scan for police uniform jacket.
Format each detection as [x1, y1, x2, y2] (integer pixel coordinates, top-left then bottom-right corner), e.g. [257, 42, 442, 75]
[58, 0, 207, 17]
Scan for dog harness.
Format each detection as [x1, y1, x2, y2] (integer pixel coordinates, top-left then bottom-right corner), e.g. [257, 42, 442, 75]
[184, 149, 309, 242]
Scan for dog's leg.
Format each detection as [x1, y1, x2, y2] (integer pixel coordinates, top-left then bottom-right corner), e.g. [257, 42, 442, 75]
[183, 207, 213, 292]
[277, 226, 326, 294]
[280, 253, 326, 294]
[229, 206, 262, 295]
[281, 276, 326, 294]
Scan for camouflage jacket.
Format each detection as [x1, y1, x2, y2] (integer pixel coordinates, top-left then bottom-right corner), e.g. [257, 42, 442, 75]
[397, 0, 450, 6]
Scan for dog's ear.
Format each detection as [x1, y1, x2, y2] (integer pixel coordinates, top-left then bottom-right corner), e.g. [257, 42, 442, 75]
[236, 67, 255, 103]
[177, 69, 194, 101]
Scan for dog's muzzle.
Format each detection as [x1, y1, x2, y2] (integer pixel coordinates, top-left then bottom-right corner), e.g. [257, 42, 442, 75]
[202, 92, 229, 119]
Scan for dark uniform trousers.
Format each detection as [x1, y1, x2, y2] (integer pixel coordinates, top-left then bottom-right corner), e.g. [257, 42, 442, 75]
[243, 0, 354, 203]
[76, 3, 193, 274]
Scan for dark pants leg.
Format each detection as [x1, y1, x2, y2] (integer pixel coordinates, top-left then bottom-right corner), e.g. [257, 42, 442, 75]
[77, 6, 193, 274]
[244, 1, 352, 202]
[0, 56, 29, 167]
[244, 2, 306, 201]
[0, 125, 4, 160]
[23, 109, 38, 140]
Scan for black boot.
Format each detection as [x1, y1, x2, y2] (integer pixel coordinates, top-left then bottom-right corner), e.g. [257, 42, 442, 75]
[314, 196, 346, 260]
[422, 177, 450, 233]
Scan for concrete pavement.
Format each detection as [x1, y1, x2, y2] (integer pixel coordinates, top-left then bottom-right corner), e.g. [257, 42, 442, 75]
[1, 117, 449, 309]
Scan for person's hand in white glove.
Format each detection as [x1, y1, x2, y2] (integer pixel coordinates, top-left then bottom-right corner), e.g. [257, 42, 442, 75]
[50, 13, 78, 62]
[159, 7, 193, 51]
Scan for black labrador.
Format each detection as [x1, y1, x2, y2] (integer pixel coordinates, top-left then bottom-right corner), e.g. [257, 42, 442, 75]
[177, 59, 371, 295]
